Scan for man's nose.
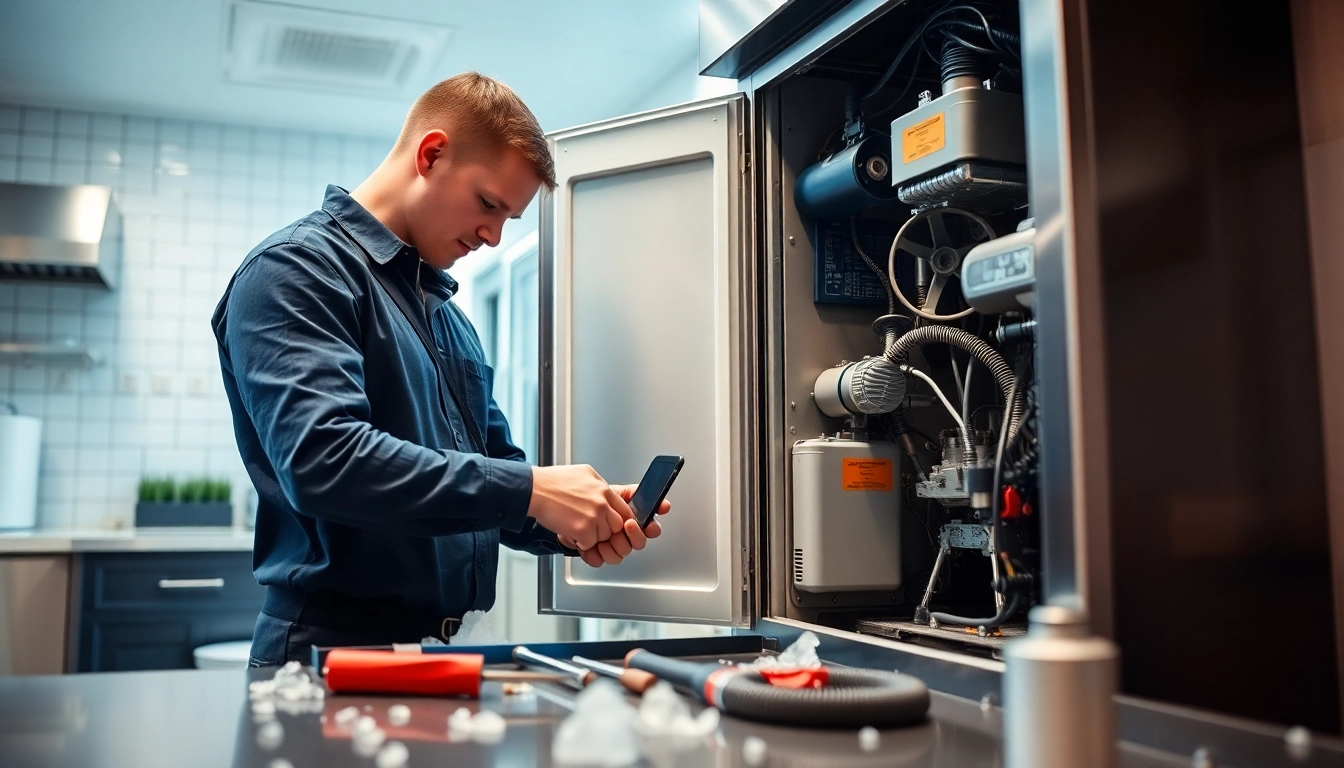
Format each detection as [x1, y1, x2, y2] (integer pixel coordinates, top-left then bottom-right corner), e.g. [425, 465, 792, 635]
[478, 224, 500, 248]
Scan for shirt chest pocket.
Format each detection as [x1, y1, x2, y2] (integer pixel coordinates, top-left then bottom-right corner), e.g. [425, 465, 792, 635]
[461, 357, 493, 437]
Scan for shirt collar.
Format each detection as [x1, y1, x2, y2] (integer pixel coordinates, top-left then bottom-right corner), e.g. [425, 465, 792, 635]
[320, 184, 459, 296]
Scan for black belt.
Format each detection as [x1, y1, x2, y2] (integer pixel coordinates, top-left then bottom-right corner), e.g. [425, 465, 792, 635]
[263, 586, 460, 643]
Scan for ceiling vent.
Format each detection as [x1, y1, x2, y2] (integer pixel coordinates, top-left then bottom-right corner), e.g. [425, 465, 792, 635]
[225, 1, 452, 97]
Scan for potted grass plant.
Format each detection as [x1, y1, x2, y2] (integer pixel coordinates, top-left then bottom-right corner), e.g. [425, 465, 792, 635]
[134, 476, 233, 527]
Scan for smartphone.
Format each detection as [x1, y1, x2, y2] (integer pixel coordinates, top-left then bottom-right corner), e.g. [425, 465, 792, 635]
[629, 455, 684, 529]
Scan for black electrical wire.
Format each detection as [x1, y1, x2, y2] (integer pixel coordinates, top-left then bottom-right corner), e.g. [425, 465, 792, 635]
[863, 2, 1020, 119]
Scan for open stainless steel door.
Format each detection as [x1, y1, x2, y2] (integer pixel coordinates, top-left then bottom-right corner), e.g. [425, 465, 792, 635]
[538, 94, 757, 626]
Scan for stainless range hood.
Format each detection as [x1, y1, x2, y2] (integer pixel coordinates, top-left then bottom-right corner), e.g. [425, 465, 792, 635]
[0, 182, 122, 289]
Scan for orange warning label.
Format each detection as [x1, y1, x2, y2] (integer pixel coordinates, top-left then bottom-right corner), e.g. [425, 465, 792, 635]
[841, 458, 893, 491]
[902, 112, 946, 164]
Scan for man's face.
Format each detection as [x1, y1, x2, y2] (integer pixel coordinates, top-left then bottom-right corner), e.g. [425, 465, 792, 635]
[405, 134, 542, 270]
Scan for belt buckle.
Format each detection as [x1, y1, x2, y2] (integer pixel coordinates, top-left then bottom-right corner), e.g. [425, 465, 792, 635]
[440, 617, 461, 642]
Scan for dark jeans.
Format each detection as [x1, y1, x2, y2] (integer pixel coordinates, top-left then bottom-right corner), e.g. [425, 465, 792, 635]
[247, 611, 402, 668]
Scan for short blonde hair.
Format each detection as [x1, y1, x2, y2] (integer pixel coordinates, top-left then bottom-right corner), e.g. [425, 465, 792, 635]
[393, 72, 556, 189]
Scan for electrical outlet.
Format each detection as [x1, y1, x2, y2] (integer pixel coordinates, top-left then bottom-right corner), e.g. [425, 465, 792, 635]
[186, 375, 207, 397]
[52, 370, 73, 392]
[117, 373, 139, 395]
[152, 374, 173, 396]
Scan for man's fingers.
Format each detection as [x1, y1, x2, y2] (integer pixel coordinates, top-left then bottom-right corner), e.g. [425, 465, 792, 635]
[644, 519, 663, 539]
[612, 484, 636, 501]
[659, 499, 672, 515]
[580, 548, 604, 568]
[604, 487, 634, 520]
[597, 542, 622, 565]
[608, 530, 634, 558]
[622, 519, 648, 550]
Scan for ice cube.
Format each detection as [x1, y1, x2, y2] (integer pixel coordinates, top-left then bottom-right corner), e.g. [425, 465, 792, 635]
[354, 716, 379, 736]
[635, 681, 719, 739]
[752, 631, 821, 670]
[859, 726, 880, 752]
[387, 704, 411, 726]
[375, 740, 410, 768]
[256, 721, 284, 751]
[742, 736, 767, 766]
[334, 706, 360, 727]
[269, 760, 295, 768]
[452, 610, 499, 646]
[353, 727, 387, 757]
[553, 679, 640, 767]
[251, 699, 277, 716]
[469, 710, 507, 744]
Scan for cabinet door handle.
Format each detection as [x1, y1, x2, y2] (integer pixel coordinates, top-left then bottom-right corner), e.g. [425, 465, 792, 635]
[158, 578, 225, 589]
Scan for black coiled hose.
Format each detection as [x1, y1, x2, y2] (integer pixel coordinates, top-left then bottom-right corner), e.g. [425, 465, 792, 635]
[627, 650, 931, 729]
[884, 325, 1025, 446]
[720, 667, 930, 728]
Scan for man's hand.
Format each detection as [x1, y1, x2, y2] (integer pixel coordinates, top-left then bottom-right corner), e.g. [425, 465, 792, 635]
[559, 483, 671, 568]
[528, 465, 633, 551]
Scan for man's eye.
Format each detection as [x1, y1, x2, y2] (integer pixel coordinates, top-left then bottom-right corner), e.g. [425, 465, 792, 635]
[480, 197, 496, 210]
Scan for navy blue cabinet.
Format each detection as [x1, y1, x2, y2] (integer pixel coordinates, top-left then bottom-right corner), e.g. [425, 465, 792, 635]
[76, 552, 262, 672]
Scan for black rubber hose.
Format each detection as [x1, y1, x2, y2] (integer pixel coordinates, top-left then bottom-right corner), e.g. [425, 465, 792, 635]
[720, 667, 930, 728]
[885, 325, 1025, 446]
[626, 650, 930, 728]
[931, 588, 1022, 630]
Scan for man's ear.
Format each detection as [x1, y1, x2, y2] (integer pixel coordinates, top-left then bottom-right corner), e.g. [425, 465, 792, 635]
[415, 129, 450, 177]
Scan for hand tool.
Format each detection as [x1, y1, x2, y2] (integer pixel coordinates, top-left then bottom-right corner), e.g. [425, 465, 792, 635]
[570, 655, 659, 694]
[624, 648, 931, 728]
[323, 649, 570, 697]
[510, 646, 595, 690]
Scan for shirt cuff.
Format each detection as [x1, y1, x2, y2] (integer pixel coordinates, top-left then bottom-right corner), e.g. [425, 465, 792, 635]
[487, 457, 533, 533]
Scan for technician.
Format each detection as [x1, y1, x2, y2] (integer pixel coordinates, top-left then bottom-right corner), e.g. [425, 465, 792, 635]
[213, 73, 667, 666]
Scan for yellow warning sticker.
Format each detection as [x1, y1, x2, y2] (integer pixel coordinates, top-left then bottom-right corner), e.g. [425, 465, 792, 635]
[902, 112, 946, 164]
[841, 458, 893, 491]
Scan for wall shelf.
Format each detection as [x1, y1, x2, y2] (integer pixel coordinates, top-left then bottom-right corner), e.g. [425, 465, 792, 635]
[0, 340, 103, 368]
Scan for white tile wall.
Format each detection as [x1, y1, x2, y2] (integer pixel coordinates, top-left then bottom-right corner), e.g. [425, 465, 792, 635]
[0, 102, 393, 530]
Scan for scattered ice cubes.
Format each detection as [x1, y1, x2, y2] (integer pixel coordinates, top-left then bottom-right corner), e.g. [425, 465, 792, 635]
[387, 704, 412, 726]
[742, 736, 768, 766]
[354, 716, 380, 736]
[452, 610, 499, 646]
[446, 707, 508, 744]
[859, 726, 880, 752]
[353, 724, 387, 757]
[553, 679, 640, 767]
[375, 740, 410, 768]
[751, 630, 821, 670]
[334, 706, 361, 727]
[256, 720, 284, 751]
[469, 711, 507, 744]
[635, 682, 720, 738]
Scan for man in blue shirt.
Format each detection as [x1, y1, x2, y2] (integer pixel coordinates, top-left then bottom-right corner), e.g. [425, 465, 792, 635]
[213, 73, 667, 666]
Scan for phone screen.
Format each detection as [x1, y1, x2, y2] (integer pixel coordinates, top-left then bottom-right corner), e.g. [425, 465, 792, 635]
[629, 455, 684, 529]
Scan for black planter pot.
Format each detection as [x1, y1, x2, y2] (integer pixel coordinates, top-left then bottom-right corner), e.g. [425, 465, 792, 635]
[134, 502, 232, 528]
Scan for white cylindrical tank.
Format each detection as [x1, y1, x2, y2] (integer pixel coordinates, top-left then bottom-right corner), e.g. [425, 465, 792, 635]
[791, 437, 902, 592]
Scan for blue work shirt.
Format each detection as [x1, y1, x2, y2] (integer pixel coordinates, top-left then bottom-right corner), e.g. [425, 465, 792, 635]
[212, 185, 569, 618]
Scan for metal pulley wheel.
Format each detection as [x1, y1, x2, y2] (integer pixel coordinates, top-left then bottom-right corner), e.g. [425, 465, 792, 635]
[888, 207, 995, 321]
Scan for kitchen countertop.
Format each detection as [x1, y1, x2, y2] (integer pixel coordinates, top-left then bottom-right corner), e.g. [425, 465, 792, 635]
[0, 662, 1194, 768]
[0, 527, 254, 554]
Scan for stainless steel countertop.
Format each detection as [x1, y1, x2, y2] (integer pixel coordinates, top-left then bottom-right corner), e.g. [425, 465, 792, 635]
[0, 665, 1186, 767]
[0, 527, 254, 554]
